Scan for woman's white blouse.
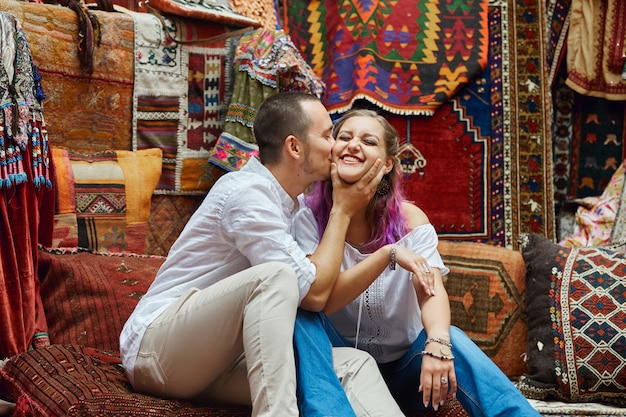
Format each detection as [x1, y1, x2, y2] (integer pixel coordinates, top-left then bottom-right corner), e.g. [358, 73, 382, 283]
[293, 204, 450, 363]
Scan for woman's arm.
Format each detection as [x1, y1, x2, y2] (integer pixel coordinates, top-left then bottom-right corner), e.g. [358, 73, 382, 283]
[402, 202, 457, 409]
[300, 161, 386, 311]
[414, 263, 457, 410]
[322, 202, 436, 315]
[321, 244, 394, 314]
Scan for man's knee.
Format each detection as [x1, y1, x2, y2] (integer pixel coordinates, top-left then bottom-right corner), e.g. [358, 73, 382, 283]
[332, 347, 379, 377]
[256, 261, 299, 299]
[262, 261, 297, 280]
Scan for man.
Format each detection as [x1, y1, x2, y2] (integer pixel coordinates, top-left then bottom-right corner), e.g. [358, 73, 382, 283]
[120, 92, 404, 417]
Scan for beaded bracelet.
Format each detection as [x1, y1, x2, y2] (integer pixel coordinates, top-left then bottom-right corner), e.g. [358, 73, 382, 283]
[425, 336, 452, 348]
[420, 350, 455, 361]
[389, 245, 396, 270]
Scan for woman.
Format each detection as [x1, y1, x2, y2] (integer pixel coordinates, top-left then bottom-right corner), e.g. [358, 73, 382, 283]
[293, 109, 540, 417]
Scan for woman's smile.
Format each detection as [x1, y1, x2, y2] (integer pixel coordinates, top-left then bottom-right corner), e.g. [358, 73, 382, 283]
[340, 154, 364, 164]
[333, 115, 389, 183]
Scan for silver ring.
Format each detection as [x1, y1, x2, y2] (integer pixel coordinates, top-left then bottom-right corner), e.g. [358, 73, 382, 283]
[422, 264, 430, 273]
[440, 377, 448, 384]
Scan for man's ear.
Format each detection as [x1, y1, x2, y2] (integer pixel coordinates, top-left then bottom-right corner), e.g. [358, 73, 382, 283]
[285, 135, 302, 160]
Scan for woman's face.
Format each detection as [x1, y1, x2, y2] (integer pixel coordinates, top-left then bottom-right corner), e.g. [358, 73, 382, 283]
[332, 115, 394, 184]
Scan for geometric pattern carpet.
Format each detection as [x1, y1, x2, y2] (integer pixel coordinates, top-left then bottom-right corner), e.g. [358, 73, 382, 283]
[393, 0, 555, 249]
[286, 0, 555, 248]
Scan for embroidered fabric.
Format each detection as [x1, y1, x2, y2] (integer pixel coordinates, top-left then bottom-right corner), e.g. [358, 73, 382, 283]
[0, 12, 50, 189]
[222, 28, 325, 144]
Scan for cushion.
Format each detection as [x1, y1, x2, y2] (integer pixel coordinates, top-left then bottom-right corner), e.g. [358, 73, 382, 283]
[38, 247, 165, 351]
[437, 240, 528, 378]
[145, 194, 204, 256]
[518, 233, 626, 405]
[51, 148, 162, 253]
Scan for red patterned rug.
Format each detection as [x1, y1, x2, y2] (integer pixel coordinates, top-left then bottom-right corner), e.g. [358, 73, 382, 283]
[0, 345, 468, 417]
[145, 194, 204, 256]
[286, 0, 555, 248]
[569, 95, 626, 199]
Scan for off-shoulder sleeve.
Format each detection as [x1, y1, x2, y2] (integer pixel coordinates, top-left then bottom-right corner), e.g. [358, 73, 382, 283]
[404, 224, 450, 276]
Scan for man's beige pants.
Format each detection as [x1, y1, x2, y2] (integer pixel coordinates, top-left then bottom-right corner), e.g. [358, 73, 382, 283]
[132, 262, 403, 417]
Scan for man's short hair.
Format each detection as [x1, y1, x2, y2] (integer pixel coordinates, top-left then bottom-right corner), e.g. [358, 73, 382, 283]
[253, 92, 320, 165]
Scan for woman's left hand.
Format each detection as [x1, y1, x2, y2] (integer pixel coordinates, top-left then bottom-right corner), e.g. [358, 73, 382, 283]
[394, 245, 436, 296]
[419, 350, 457, 411]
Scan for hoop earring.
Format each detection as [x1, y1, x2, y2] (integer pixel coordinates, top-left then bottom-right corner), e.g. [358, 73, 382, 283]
[376, 178, 390, 196]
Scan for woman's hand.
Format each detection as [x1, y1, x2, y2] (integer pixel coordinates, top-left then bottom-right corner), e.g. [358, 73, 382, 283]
[329, 159, 385, 219]
[394, 245, 436, 296]
[419, 346, 457, 410]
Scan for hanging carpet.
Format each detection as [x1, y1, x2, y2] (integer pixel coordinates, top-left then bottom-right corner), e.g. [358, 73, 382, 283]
[285, 0, 489, 115]
[566, 0, 626, 100]
[129, 10, 232, 194]
[341, 1, 555, 248]
[1, 1, 135, 153]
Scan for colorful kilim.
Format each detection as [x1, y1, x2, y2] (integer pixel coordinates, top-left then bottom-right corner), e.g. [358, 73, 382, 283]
[230, 0, 277, 29]
[0, 345, 253, 417]
[145, 194, 204, 256]
[129, 10, 231, 194]
[569, 95, 626, 199]
[38, 248, 165, 352]
[382, 1, 553, 247]
[546, 2, 573, 205]
[528, 398, 626, 416]
[566, 0, 626, 100]
[285, 0, 489, 115]
[0, 344, 468, 417]
[220, 27, 325, 145]
[146, 0, 262, 28]
[486, 0, 555, 245]
[552, 69, 576, 202]
[49, 148, 162, 254]
[545, 0, 572, 87]
[72, 153, 128, 251]
[387, 100, 490, 241]
[520, 233, 626, 406]
[438, 241, 528, 379]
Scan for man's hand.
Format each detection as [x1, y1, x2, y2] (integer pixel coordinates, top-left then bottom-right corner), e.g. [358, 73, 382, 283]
[329, 159, 385, 218]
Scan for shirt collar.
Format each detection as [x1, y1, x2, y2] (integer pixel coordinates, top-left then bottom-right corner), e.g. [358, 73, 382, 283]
[242, 157, 299, 215]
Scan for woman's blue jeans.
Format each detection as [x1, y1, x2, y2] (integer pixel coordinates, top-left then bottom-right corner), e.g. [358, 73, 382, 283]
[294, 309, 357, 417]
[321, 318, 541, 417]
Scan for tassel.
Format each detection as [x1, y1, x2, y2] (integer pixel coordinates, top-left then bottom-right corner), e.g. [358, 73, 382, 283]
[0, 12, 51, 188]
[0, 123, 8, 187]
[31, 62, 46, 102]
